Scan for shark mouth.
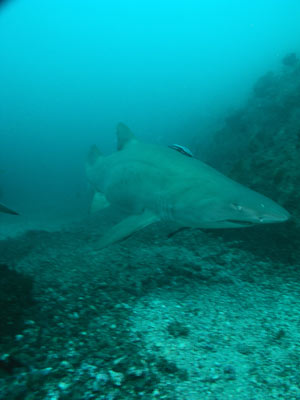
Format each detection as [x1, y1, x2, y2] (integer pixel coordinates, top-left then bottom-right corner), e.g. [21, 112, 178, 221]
[224, 219, 256, 226]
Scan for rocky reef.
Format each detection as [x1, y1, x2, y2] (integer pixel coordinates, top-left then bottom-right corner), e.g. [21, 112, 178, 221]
[0, 263, 34, 339]
[205, 52, 300, 221]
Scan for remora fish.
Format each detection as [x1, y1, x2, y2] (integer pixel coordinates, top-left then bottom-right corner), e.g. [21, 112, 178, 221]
[86, 123, 290, 249]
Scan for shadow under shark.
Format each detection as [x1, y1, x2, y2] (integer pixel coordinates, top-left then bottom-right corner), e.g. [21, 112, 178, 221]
[86, 123, 290, 249]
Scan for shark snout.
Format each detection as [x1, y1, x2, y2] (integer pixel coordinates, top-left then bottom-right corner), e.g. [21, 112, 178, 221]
[236, 200, 290, 225]
[256, 208, 290, 224]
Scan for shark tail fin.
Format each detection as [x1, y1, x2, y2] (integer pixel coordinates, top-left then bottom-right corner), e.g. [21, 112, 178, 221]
[116, 123, 136, 150]
[87, 145, 102, 166]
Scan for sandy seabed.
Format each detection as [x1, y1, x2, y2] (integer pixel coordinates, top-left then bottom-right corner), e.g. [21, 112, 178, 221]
[0, 212, 300, 400]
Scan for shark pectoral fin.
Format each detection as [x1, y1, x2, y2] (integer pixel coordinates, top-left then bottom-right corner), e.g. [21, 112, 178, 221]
[0, 203, 19, 215]
[90, 192, 110, 213]
[96, 209, 158, 249]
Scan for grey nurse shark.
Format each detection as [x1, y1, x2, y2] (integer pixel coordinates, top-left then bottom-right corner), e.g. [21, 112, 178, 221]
[86, 123, 290, 249]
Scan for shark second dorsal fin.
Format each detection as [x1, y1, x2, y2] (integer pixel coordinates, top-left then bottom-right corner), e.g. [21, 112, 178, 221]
[90, 192, 110, 213]
[116, 123, 136, 150]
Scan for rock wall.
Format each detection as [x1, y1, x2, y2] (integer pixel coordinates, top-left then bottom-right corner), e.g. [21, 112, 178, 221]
[206, 53, 300, 220]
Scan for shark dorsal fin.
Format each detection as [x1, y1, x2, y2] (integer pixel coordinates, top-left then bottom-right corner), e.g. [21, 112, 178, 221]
[116, 123, 136, 150]
[87, 145, 102, 166]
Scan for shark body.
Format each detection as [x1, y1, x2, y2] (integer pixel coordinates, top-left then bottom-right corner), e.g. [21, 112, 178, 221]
[86, 123, 290, 249]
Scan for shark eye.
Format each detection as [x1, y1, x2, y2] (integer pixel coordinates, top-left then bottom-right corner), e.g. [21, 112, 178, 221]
[231, 203, 243, 211]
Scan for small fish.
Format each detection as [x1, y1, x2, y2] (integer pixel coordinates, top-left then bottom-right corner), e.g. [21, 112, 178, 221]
[0, 203, 19, 215]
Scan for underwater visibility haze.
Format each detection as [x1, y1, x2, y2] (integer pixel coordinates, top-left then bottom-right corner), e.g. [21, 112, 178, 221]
[0, 0, 300, 217]
[1, 1, 300, 399]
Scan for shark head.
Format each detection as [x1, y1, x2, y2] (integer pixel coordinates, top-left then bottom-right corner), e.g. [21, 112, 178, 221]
[173, 183, 290, 229]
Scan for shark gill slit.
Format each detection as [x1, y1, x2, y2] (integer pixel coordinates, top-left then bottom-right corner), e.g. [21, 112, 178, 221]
[158, 194, 174, 222]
